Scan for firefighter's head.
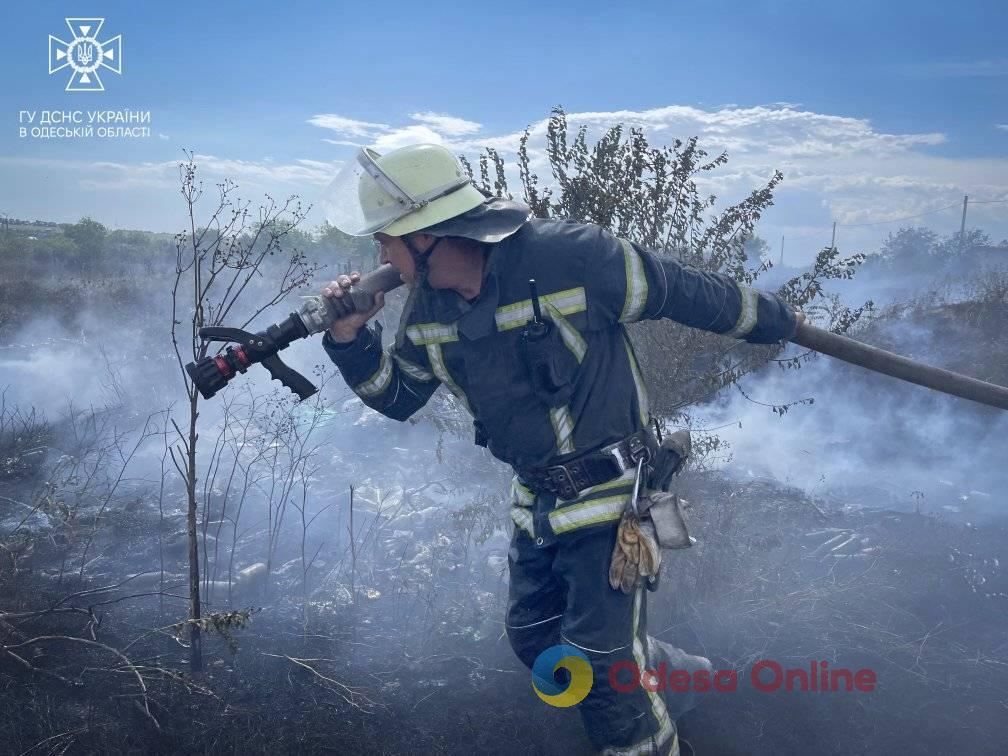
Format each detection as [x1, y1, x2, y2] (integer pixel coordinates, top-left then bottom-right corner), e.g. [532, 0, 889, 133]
[323, 144, 485, 237]
[322, 143, 529, 291]
[372, 231, 441, 287]
[322, 143, 488, 283]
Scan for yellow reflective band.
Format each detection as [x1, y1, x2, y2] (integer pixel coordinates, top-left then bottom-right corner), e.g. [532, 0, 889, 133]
[545, 302, 587, 363]
[407, 322, 459, 345]
[602, 588, 676, 756]
[510, 506, 535, 538]
[549, 405, 575, 455]
[555, 468, 635, 506]
[727, 283, 759, 338]
[619, 238, 649, 323]
[622, 332, 650, 426]
[495, 287, 587, 331]
[510, 476, 535, 507]
[354, 352, 393, 398]
[426, 343, 472, 415]
[633, 587, 675, 754]
[392, 352, 436, 383]
[548, 494, 628, 534]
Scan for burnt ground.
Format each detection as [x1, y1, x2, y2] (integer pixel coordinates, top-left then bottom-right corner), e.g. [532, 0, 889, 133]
[2, 266, 1006, 754]
[2, 471, 1006, 756]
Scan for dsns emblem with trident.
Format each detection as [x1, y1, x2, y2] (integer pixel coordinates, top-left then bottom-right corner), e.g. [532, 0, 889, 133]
[49, 18, 122, 92]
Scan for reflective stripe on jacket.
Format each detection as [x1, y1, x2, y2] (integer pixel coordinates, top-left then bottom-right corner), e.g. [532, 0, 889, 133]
[324, 215, 796, 480]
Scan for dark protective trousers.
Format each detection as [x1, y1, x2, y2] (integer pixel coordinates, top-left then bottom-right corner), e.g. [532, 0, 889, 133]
[506, 519, 712, 756]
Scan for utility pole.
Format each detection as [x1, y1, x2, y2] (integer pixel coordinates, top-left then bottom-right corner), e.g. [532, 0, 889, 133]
[959, 194, 969, 251]
[830, 221, 837, 249]
[779, 235, 784, 266]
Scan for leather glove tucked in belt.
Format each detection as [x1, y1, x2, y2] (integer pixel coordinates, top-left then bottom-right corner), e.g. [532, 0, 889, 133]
[609, 428, 693, 594]
[609, 512, 662, 594]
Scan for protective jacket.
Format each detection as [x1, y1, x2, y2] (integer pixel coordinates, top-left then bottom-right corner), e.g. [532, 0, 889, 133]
[324, 209, 795, 528]
[324, 207, 796, 755]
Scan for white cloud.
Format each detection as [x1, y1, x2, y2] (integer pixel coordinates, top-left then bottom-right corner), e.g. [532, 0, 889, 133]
[307, 110, 484, 150]
[306, 114, 389, 137]
[321, 138, 364, 147]
[543, 105, 947, 160]
[372, 124, 448, 150]
[423, 104, 1008, 255]
[0, 154, 341, 193]
[996, 124, 1008, 132]
[4, 104, 1006, 248]
[301, 104, 1008, 258]
[409, 112, 482, 136]
[182, 155, 337, 186]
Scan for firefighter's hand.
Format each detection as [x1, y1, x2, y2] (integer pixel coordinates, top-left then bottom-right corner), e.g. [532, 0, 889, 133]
[323, 272, 385, 343]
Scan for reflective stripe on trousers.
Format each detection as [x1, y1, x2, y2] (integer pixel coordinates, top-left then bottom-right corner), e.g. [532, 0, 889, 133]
[505, 521, 694, 754]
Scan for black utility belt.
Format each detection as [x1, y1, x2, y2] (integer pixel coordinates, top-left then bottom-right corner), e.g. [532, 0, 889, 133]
[522, 429, 658, 501]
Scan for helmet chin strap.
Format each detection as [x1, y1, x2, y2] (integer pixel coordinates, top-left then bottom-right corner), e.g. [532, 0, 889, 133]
[393, 235, 443, 350]
[403, 235, 443, 281]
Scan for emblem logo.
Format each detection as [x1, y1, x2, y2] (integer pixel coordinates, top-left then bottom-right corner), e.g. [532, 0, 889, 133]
[531, 644, 594, 707]
[49, 18, 123, 92]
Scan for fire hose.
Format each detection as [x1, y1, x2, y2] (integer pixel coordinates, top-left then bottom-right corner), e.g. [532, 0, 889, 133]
[185, 264, 1008, 411]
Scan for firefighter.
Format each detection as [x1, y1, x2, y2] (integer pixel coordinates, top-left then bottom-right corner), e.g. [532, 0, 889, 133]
[320, 144, 801, 755]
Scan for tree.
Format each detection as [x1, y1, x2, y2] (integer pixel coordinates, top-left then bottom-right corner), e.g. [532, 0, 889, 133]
[62, 217, 107, 272]
[465, 107, 870, 444]
[879, 225, 994, 268]
[743, 233, 770, 267]
[314, 221, 375, 271]
[881, 226, 938, 257]
[169, 151, 317, 671]
[936, 228, 992, 257]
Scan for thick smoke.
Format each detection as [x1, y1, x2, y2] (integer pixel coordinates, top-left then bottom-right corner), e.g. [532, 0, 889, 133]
[697, 342, 1007, 521]
[2, 219, 1006, 754]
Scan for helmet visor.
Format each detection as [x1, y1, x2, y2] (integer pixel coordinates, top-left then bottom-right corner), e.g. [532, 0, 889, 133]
[320, 149, 416, 236]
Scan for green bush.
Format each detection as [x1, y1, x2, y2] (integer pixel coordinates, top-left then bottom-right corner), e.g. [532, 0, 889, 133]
[464, 107, 871, 440]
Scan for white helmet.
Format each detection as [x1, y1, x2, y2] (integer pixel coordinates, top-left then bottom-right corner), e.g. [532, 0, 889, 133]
[321, 144, 487, 237]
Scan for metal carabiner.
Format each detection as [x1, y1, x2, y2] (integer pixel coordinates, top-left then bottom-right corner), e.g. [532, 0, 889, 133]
[629, 456, 645, 520]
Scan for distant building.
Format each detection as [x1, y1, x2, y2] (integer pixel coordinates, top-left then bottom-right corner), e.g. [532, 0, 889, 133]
[3, 217, 60, 236]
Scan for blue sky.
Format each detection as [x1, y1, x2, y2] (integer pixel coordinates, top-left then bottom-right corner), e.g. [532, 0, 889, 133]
[3, 0, 1007, 261]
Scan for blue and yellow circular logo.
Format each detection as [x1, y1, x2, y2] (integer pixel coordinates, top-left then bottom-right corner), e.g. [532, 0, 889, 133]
[531, 644, 593, 707]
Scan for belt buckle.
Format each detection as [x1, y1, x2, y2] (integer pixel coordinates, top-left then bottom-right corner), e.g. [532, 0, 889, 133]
[626, 433, 652, 465]
[602, 433, 651, 471]
[546, 465, 578, 500]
